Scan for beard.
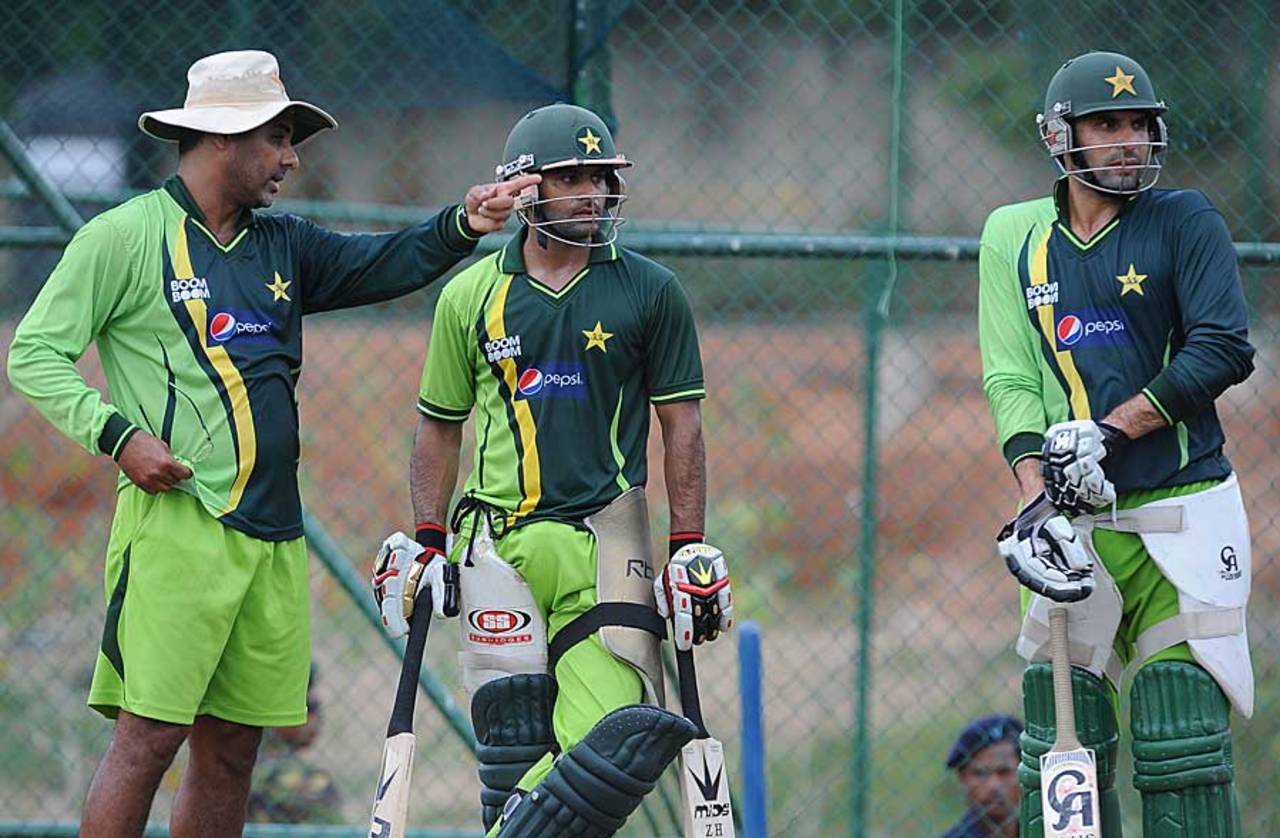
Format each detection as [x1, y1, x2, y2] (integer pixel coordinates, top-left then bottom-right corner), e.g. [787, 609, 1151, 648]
[536, 203, 603, 243]
[1078, 148, 1150, 192]
[1093, 164, 1144, 192]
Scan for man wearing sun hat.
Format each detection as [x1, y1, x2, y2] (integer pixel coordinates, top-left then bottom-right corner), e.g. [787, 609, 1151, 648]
[7, 49, 538, 836]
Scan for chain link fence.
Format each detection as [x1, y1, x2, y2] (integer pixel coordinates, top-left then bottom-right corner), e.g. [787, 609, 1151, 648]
[2, 1, 1277, 835]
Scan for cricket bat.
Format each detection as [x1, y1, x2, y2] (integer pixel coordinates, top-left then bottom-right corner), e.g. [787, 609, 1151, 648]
[1040, 606, 1101, 837]
[368, 597, 433, 838]
[676, 648, 736, 838]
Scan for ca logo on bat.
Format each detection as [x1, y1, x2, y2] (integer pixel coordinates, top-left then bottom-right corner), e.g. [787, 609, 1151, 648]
[1047, 768, 1096, 832]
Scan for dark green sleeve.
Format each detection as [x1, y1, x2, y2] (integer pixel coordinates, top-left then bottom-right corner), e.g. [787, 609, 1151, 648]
[1143, 207, 1254, 424]
[296, 205, 479, 314]
[644, 277, 705, 403]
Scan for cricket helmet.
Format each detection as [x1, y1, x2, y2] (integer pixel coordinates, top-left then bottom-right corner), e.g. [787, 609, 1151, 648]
[1036, 51, 1168, 194]
[496, 103, 631, 247]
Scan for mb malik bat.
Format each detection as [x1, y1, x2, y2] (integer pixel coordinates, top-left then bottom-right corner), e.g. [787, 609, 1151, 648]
[1040, 606, 1101, 837]
[368, 596, 433, 838]
[677, 648, 736, 838]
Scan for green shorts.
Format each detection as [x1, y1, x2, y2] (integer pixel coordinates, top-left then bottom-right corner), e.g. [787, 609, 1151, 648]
[88, 484, 310, 726]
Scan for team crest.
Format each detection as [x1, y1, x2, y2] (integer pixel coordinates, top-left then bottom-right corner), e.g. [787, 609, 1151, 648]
[582, 321, 613, 352]
[577, 127, 603, 156]
[1104, 66, 1137, 98]
[1115, 264, 1147, 296]
[265, 271, 291, 302]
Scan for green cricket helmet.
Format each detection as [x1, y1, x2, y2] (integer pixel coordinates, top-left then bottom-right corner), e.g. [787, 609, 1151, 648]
[1036, 51, 1168, 194]
[496, 103, 631, 247]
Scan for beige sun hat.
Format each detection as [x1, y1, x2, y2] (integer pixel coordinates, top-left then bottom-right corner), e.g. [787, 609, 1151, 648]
[138, 50, 337, 144]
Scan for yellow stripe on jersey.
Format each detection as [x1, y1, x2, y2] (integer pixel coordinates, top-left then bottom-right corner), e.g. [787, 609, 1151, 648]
[175, 218, 257, 516]
[1030, 226, 1091, 419]
[487, 275, 542, 519]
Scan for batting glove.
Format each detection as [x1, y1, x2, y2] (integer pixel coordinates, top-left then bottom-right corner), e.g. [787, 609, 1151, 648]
[655, 542, 733, 651]
[997, 492, 1094, 603]
[1041, 420, 1128, 515]
[371, 528, 459, 639]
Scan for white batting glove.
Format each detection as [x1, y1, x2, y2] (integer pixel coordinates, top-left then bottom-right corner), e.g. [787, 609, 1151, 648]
[655, 543, 733, 651]
[371, 531, 459, 639]
[1041, 420, 1128, 515]
[997, 493, 1094, 602]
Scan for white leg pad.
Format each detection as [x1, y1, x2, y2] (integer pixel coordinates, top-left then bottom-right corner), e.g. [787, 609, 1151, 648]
[456, 523, 548, 698]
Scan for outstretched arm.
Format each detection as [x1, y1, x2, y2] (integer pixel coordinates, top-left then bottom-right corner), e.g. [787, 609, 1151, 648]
[298, 174, 542, 314]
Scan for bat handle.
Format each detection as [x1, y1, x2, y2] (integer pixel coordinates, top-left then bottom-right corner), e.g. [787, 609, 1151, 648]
[1048, 606, 1081, 750]
[676, 648, 708, 738]
[387, 593, 433, 738]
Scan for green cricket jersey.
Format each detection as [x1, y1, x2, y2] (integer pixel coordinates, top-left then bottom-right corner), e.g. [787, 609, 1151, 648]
[8, 176, 479, 540]
[979, 181, 1254, 492]
[418, 229, 705, 524]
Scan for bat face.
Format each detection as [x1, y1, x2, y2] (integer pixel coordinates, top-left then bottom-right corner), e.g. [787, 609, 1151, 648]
[1039, 747, 1101, 837]
[681, 737, 735, 838]
[369, 732, 416, 838]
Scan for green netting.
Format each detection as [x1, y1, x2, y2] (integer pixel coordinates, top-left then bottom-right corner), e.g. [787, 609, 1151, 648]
[2, 2, 1278, 836]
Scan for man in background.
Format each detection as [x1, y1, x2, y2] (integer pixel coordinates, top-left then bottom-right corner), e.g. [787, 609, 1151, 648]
[941, 714, 1022, 838]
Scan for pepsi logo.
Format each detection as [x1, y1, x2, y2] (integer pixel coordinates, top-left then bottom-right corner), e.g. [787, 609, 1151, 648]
[514, 363, 586, 399]
[210, 312, 237, 342]
[208, 311, 275, 342]
[1056, 314, 1083, 346]
[517, 368, 544, 396]
[1055, 313, 1127, 347]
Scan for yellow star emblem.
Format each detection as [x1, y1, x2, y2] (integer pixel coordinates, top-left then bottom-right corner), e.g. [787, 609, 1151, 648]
[1116, 263, 1148, 296]
[266, 272, 291, 302]
[577, 128, 602, 155]
[582, 321, 613, 352]
[1105, 66, 1137, 98]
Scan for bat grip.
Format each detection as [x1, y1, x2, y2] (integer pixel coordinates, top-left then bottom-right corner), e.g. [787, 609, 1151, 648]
[676, 649, 708, 738]
[1048, 606, 1081, 749]
[387, 593, 432, 737]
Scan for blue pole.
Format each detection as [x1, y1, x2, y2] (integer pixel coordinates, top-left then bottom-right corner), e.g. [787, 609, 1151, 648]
[739, 621, 768, 838]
